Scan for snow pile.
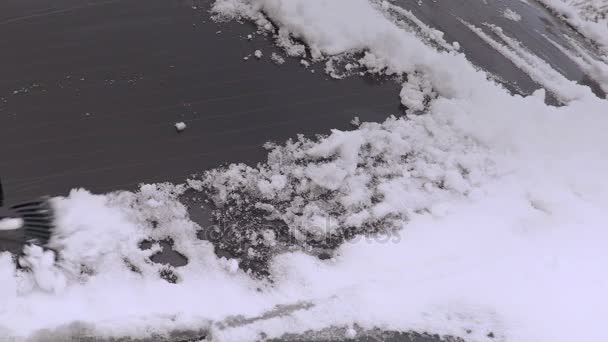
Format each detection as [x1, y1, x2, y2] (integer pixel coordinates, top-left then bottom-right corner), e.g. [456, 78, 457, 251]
[1, 0, 608, 341]
[0, 186, 271, 340]
[202, 115, 493, 245]
[536, 0, 608, 54]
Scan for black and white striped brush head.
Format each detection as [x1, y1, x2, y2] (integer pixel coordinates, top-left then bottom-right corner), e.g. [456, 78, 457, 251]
[8, 198, 55, 246]
[0, 178, 55, 248]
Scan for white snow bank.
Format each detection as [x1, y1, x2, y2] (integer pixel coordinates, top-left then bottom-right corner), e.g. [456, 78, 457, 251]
[1, 0, 608, 341]
[1, 186, 272, 339]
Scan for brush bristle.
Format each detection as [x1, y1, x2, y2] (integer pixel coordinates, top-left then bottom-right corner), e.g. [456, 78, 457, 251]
[10, 198, 55, 246]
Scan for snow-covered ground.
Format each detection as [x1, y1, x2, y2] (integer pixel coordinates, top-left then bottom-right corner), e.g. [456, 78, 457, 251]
[2, 0, 608, 341]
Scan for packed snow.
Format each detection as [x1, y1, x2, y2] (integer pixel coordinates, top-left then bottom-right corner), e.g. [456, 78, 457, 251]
[2, 0, 608, 342]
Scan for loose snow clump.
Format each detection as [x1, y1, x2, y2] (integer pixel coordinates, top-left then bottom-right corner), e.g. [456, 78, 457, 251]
[175, 122, 187, 132]
[201, 115, 492, 249]
[503, 8, 522, 21]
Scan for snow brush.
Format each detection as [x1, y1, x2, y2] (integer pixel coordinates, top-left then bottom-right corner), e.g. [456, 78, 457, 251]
[0, 178, 55, 249]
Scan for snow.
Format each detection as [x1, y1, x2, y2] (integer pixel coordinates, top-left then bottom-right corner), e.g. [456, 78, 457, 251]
[2, 0, 608, 341]
[175, 121, 187, 131]
[503, 8, 522, 21]
[399, 72, 436, 113]
[543, 33, 608, 93]
[270, 52, 285, 64]
[536, 0, 608, 54]
[254, 49, 263, 59]
[345, 327, 357, 339]
[19, 245, 67, 293]
[218, 257, 241, 274]
[463, 20, 597, 102]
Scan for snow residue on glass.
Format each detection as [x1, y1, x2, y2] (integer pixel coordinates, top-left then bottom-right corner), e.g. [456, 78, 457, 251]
[2, 0, 608, 341]
[462, 20, 595, 103]
[543, 32, 608, 93]
[503, 8, 522, 21]
[536, 0, 608, 54]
